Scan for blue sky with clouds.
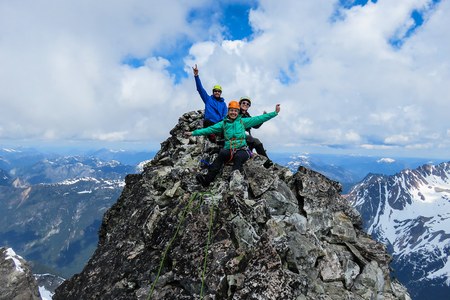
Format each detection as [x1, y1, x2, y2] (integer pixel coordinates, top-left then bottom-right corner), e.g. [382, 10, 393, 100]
[0, 0, 449, 159]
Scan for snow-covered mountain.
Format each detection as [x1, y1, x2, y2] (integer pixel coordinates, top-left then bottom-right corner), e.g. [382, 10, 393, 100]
[347, 161, 450, 300]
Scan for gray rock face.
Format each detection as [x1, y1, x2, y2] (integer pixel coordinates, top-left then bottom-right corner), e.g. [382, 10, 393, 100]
[54, 111, 411, 300]
[0, 247, 41, 300]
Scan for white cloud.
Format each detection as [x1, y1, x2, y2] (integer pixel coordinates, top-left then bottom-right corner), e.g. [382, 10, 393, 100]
[385, 134, 410, 145]
[344, 131, 362, 143]
[92, 131, 129, 142]
[360, 144, 398, 150]
[0, 0, 449, 159]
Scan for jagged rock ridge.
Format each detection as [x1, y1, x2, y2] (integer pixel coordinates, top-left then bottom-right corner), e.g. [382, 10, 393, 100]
[0, 247, 41, 300]
[54, 110, 410, 299]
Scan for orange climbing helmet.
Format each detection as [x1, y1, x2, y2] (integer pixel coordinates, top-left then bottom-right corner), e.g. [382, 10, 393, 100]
[228, 101, 240, 109]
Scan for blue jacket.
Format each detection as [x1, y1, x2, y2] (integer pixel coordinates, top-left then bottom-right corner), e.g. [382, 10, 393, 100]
[192, 111, 278, 150]
[195, 76, 228, 124]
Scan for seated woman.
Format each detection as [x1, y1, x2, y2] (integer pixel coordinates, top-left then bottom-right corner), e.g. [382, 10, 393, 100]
[239, 96, 273, 168]
[186, 101, 281, 187]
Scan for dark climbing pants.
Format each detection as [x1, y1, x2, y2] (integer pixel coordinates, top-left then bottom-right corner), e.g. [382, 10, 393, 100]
[204, 148, 251, 183]
[246, 136, 268, 157]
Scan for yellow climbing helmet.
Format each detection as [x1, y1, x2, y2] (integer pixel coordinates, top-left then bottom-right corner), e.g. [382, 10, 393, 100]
[212, 85, 222, 92]
[228, 101, 240, 109]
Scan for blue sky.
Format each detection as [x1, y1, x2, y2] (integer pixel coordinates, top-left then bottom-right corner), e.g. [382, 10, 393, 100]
[0, 0, 449, 159]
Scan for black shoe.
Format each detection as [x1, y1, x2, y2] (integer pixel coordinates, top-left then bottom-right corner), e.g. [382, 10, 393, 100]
[263, 159, 273, 168]
[200, 158, 211, 169]
[196, 174, 210, 187]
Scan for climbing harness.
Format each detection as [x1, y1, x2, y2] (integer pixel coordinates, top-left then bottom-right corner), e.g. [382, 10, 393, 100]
[147, 190, 216, 300]
[222, 117, 251, 164]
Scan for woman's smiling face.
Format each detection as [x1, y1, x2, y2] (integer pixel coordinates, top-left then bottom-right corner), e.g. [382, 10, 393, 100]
[228, 108, 239, 120]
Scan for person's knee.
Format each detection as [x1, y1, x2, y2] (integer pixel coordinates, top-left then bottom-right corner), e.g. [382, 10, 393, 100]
[235, 150, 250, 162]
[218, 149, 230, 159]
[253, 138, 262, 146]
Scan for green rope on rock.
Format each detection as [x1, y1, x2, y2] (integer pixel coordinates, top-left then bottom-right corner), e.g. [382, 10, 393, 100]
[147, 189, 217, 300]
[147, 191, 199, 300]
[200, 200, 216, 299]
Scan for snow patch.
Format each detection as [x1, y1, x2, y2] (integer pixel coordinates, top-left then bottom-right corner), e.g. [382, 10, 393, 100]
[78, 190, 92, 194]
[426, 256, 450, 285]
[2, 148, 20, 153]
[5, 248, 25, 272]
[377, 158, 395, 163]
[38, 285, 53, 300]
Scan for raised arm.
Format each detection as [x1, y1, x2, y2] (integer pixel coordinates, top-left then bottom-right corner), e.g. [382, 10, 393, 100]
[193, 64, 209, 104]
[242, 104, 280, 128]
[190, 121, 223, 136]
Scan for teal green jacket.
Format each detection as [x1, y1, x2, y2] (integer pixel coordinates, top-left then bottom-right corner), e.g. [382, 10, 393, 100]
[192, 111, 278, 150]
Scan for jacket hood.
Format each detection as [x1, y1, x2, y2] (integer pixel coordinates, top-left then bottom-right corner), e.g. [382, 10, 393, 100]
[212, 96, 225, 102]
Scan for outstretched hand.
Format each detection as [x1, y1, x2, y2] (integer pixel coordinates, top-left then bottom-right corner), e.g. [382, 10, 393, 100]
[275, 104, 281, 113]
[185, 131, 193, 137]
[192, 64, 199, 76]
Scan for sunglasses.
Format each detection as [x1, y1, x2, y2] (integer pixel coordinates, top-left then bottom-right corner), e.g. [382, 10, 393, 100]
[241, 101, 251, 106]
[213, 90, 222, 93]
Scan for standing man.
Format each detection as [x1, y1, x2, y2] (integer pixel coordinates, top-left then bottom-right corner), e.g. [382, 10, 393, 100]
[239, 97, 273, 168]
[192, 64, 228, 130]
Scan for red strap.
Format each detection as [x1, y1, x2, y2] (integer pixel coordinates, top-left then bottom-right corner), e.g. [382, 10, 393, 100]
[226, 138, 236, 163]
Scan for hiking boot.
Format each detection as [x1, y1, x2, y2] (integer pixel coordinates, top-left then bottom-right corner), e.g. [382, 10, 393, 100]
[196, 174, 210, 187]
[263, 159, 273, 168]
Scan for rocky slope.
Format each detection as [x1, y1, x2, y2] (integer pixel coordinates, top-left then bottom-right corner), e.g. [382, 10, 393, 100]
[54, 110, 410, 299]
[0, 247, 41, 300]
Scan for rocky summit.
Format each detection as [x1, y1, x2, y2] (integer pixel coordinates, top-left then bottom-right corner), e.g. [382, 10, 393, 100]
[54, 110, 411, 300]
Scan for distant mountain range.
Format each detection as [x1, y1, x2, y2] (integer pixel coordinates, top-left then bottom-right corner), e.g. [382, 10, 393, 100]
[275, 152, 438, 193]
[347, 161, 450, 300]
[0, 147, 155, 278]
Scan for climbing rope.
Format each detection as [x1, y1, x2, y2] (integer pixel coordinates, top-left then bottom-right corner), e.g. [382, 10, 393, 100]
[147, 190, 217, 300]
[200, 199, 216, 298]
[147, 191, 199, 300]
